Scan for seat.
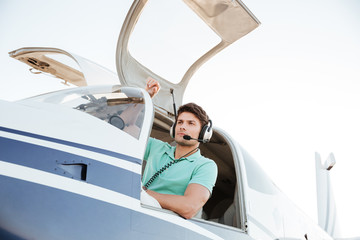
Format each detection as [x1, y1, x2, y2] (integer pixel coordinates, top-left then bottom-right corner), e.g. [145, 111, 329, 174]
[209, 198, 233, 220]
[219, 185, 240, 227]
[220, 202, 236, 226]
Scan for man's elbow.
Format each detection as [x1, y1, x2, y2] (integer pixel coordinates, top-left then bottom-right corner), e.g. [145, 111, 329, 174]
[178, 202, 204, 219]
[180, 207, 198, 219]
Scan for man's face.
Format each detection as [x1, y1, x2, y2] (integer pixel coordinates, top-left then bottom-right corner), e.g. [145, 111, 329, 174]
[174, 112, 202, 146]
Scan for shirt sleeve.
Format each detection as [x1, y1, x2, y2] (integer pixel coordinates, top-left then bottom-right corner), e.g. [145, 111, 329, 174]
[189, 160, 218, 194]
[144, 137, 154, 161]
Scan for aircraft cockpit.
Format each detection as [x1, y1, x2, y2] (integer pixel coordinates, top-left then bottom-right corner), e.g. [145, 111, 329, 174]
[22, 84, 245, 232]
[18, 82, 282, 235]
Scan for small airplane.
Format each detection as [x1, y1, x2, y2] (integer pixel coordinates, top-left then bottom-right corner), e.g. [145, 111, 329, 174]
[0, 0, 342, 239]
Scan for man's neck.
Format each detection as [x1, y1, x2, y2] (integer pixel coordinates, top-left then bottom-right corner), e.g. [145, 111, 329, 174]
[174, 144, 199, 159]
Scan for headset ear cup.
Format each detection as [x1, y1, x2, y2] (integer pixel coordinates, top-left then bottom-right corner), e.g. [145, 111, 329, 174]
[199, 120, 213, 143]
[202, 126, 213, 143]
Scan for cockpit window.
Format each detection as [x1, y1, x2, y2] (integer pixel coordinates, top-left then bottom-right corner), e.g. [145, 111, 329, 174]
[27, 86, 145, 139]
[73, 90, 144, 139]
[241, 149, 280, 195]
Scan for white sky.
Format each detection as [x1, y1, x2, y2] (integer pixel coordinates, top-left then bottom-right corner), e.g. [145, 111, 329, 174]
[1, 0, 359, 238]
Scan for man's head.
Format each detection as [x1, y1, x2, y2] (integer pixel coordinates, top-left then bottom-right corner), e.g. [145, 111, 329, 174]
[172, 103, 212, 145]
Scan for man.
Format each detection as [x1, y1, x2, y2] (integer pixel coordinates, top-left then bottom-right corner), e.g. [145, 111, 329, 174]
[141, 77, 218, 219]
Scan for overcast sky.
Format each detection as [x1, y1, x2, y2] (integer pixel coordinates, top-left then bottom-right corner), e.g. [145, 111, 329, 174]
[1, 0, 359, 237]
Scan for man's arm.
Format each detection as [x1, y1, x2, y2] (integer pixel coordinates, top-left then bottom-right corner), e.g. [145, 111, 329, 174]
[145, 183, 210, 219]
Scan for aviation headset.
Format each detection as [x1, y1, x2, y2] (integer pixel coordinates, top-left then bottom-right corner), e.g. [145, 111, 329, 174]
[169, 119, 213, 143]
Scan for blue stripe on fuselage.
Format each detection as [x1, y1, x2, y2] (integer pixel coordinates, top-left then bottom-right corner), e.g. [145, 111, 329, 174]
[0, 126, 141, 164]
[0, 175, 212, 240]
[0, 136, 140, 198]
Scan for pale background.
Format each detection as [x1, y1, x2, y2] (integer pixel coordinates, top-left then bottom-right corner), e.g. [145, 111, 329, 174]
[0, 0, 359, 238]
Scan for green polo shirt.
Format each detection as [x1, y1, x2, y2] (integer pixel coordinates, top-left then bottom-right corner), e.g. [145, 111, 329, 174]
[142, 138, 218, 195]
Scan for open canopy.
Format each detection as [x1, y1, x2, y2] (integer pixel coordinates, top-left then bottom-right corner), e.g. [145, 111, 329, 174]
[116, 0, 260, 115]
[9, 47, 118, 87]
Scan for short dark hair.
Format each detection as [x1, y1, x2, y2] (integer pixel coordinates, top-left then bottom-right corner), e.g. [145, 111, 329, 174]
[176, 103, 209, 128]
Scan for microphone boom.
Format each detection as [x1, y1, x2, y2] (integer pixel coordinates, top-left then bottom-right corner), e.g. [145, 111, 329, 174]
[183, 135, 204, 143]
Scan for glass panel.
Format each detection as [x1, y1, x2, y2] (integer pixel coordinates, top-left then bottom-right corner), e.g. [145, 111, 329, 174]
[128, 0, 220, 83]
[29, 86, 145, 139]
[45, 54, 82, 72]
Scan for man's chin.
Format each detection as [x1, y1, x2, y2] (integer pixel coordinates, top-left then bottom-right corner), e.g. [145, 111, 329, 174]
[175, 138, 197, 146]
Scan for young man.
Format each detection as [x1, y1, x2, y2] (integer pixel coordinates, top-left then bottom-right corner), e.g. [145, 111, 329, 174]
[142, 78, 218, 219]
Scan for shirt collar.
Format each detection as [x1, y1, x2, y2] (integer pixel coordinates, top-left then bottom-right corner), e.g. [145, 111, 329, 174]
[165, 146, 201, 162]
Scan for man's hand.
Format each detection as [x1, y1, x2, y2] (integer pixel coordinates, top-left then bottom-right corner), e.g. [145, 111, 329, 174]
[145, 77, 161, 98]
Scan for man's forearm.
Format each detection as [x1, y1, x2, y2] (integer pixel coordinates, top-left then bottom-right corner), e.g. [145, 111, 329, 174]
[146, 190, 200, 219]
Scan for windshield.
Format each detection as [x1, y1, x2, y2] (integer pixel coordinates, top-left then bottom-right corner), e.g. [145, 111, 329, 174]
[27, 85, 145, 139]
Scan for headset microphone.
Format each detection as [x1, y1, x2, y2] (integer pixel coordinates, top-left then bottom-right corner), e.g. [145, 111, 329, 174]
[183, 135, 206, 143]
